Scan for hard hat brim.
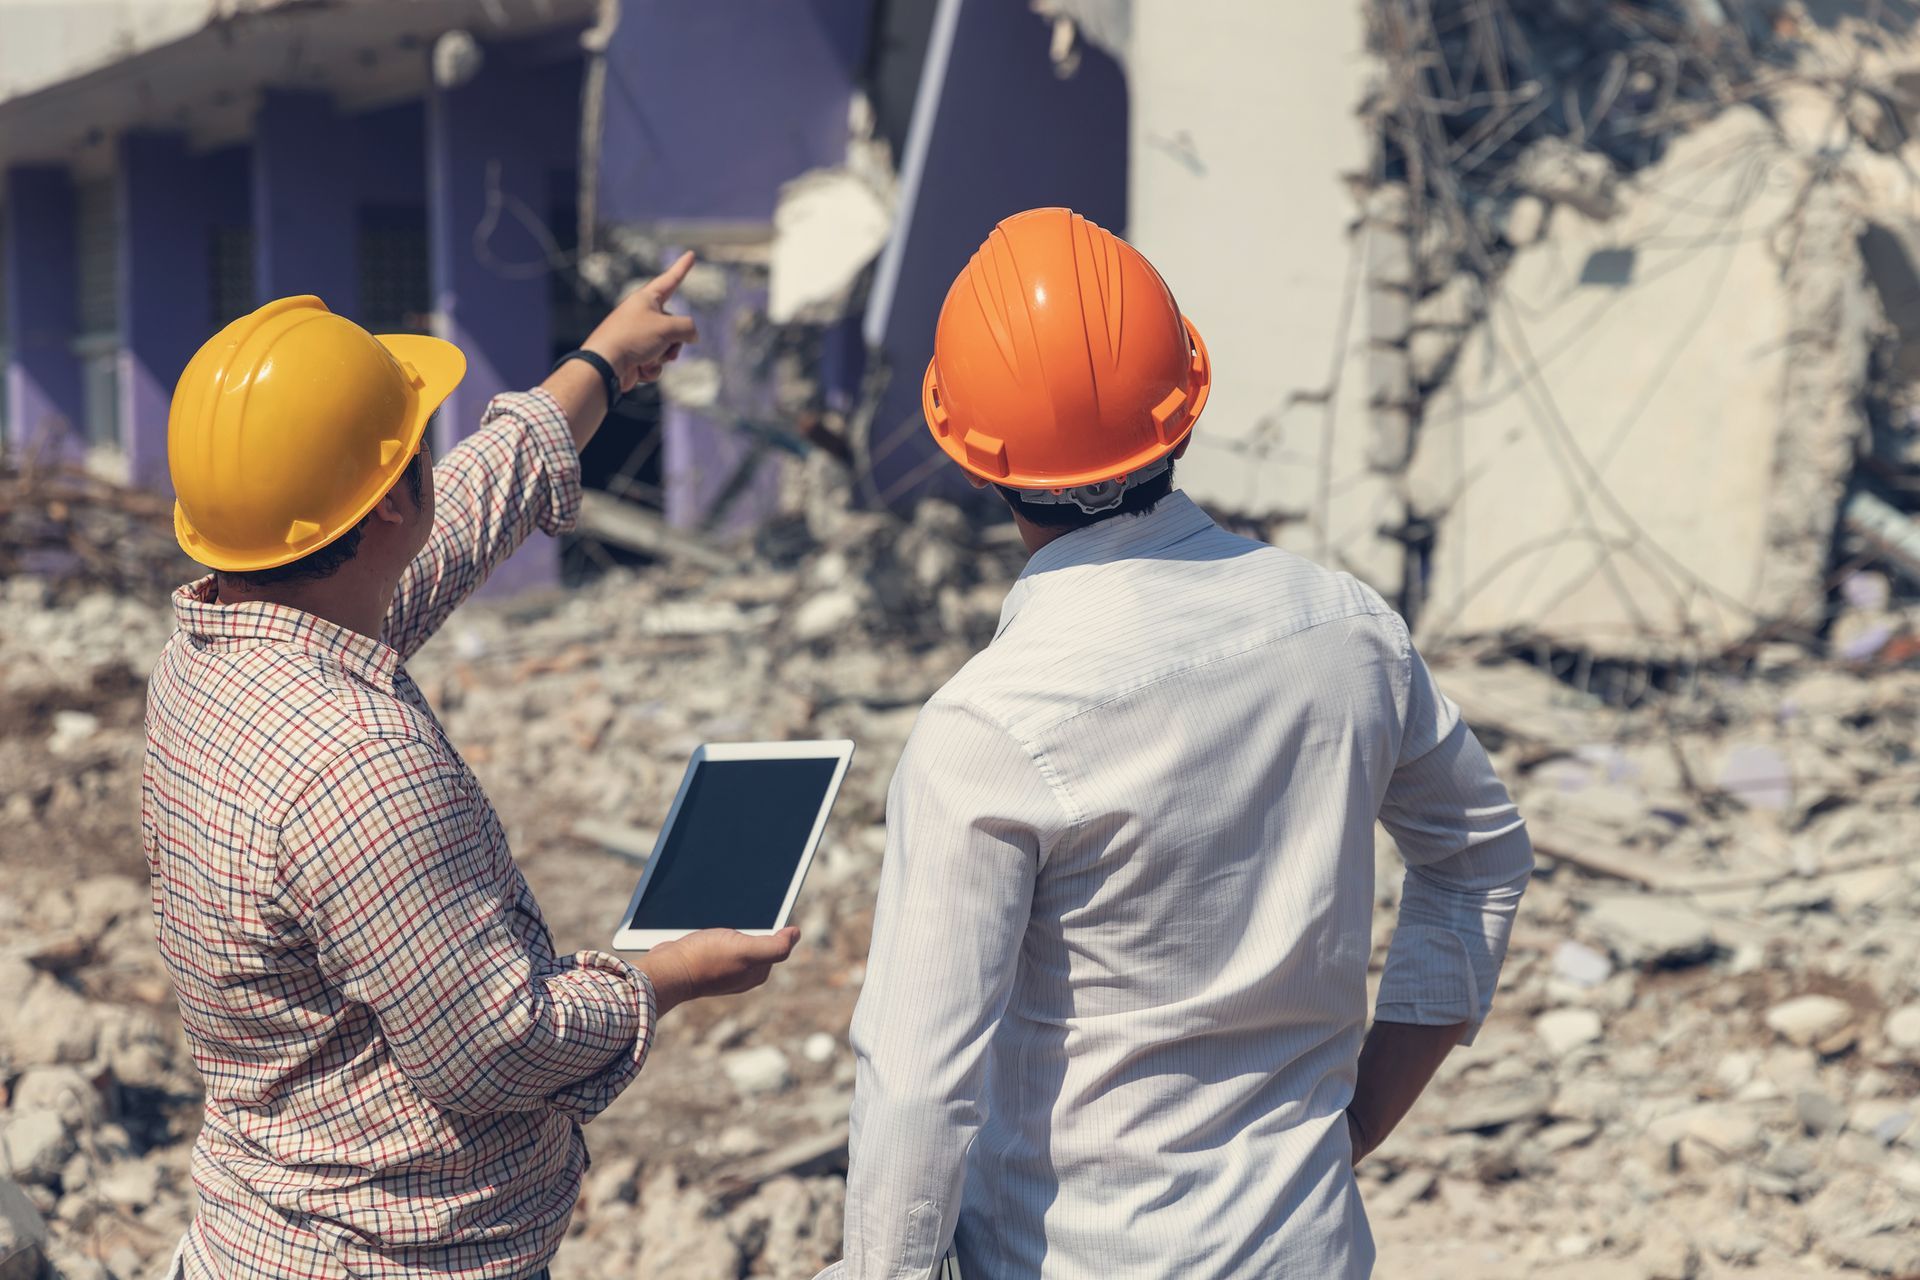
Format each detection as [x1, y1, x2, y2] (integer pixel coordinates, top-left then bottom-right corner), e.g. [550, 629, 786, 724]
[923, 314, 1212, 492]
[173, 333, 467, 573]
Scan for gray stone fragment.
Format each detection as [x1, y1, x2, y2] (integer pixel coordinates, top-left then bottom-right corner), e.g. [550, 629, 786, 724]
[1585, 897, 1716, 968]
[1443, 1075, 1553, 1133]
[0, 1112, 74, 1187]
[0, 1178, 47, 1280]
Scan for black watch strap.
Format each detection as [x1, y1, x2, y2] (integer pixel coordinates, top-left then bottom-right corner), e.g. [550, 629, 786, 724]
[552, 348, 622, 413]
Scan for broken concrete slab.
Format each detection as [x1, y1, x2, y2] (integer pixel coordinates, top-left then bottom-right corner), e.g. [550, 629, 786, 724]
[768, 168, 892, 325]
[1408, 107, 1867, 654]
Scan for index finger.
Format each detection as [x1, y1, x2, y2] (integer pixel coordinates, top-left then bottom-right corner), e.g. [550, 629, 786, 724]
[646, 250, 696, 304]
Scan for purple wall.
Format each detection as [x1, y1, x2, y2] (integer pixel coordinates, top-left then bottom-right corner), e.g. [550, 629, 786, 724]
[429, 47, 582, 591]
[3, 167, 83, 461]
[353, 101, 428, 210]
[595, 1, 871, 224]
[664, 276, 784, 535]
[597, 1, 871, 532]
[253, 90, 357, 312]
[861, 0, 1128, 514]
[118, 132, 210, 491]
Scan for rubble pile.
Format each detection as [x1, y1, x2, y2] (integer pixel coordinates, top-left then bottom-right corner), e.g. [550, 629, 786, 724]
[1, 456, 1916, 1277]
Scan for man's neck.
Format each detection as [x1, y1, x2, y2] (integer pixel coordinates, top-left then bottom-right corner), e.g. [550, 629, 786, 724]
[1011, 512, 1075, 558]
[213, 572, 395, 642]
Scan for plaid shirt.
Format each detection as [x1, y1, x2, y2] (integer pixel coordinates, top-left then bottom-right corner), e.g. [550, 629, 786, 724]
[143, 391, 656, 1280]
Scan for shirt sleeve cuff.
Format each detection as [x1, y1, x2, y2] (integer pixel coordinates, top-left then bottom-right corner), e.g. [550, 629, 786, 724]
[1374, 923, 1486, 1046]
[544, 949, 657, 1121]
[480, 388, 584, 536]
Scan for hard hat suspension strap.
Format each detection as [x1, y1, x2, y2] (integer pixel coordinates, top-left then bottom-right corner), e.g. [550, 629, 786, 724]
[1008, 455, 1173, 515]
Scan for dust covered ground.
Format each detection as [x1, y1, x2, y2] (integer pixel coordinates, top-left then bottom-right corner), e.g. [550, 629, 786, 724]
[2, 481, 1918, 1279]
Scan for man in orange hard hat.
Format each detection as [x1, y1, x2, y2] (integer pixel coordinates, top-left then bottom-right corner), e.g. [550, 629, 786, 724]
[825, 209, 1533, 1278]
[146, 256, 800, 1280]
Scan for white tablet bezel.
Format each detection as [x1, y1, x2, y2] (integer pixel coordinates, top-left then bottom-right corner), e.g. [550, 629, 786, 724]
[611, 739, 855, 952]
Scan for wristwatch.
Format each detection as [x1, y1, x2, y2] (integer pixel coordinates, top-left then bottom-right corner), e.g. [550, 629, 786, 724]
[551, 348, 622, 412]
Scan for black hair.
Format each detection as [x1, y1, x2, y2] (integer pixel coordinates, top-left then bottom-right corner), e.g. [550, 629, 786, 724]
[216, 450, 426, 588]
[995, 460, 1176, 531]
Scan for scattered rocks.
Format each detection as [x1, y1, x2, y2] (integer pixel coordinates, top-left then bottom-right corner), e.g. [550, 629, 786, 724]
[1884, 1003, 1920, 1056]
[0, 1178, 47, 1280]
[721, 1046, 793, 1098]
[1551, 939, 1613, 989]
[1534, 1008, 1603, 1056]
[1443, 1076, 1554, 1134]
[1583, 897, 1716, 968]
[0, 1112, 74, 1188]
[1764, 994, 1853, 1048]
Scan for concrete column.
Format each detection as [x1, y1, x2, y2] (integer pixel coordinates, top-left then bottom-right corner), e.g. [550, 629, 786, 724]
[118, 131, 211, 490]
[252, 90, 357, 311]
[429, 49, 580, 591]
[2, 166, 84, 461]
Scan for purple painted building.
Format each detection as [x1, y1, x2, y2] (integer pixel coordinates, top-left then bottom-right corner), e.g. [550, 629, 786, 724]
[0, 0, 1130, 587]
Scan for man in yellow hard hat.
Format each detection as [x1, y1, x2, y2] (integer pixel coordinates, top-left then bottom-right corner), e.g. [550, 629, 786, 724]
[825, 209, 1533, 1278]
[146, 254, 799, 1280]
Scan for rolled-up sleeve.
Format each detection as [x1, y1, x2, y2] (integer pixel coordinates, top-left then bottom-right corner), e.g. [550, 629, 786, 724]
[1375, 643, 1533, 1044]
[382, 389, 583, 660]
[842, 699, 1071, 1279]
[281, 735, 652, 1120]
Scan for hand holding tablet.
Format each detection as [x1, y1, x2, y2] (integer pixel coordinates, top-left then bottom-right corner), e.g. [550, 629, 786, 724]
[635, 926, 802, 1015]
[612, 740, 854, 953]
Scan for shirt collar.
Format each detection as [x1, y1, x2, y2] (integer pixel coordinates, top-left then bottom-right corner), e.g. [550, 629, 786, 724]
[995, 491, 1217, 636]
[172, 575, 401, 692]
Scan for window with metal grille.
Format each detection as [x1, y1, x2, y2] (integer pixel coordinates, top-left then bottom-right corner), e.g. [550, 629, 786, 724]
[209, 226, 255, 326]
[75, 178, 118, 338]
[73, 178, 121, 453]
[357, 204, 429, 333]
[79, 345, 120, 452]
[0, 207, 10, 448]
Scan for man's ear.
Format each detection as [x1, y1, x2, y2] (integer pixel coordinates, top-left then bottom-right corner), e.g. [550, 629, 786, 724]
[966, 473, 991, 491]
[369, 491, 408, 526]
[1172, 436, 1193, 461]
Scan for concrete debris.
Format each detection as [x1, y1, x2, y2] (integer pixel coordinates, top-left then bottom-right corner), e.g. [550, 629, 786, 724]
[1512, 137, 1618, 220]
[1534, 1007, 1603, 1056]
[768, 169, 893, 325]
[1582, 896, 1717, 968]
[0, 1178, 47, 1280]
[1764, 995, 1855, 1049]
[5, 394, 1920, 1276]
[0, 1113, 71, 1188]
[721, 1046, 794, 1098]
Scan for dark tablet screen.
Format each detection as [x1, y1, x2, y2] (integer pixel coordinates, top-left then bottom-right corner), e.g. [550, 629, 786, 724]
[626, 757, 841, 930]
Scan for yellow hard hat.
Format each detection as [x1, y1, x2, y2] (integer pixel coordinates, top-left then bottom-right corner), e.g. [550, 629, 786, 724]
[168, 295, 466, 572]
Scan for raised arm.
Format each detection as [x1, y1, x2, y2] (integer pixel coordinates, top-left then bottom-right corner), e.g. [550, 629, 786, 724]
[381, 253, 700, 658]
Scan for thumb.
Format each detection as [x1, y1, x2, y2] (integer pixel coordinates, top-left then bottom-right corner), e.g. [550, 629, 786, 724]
[737, 928, 801, 963]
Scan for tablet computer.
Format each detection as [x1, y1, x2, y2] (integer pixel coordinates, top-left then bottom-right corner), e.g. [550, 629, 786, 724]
[611, 739, 854, 951]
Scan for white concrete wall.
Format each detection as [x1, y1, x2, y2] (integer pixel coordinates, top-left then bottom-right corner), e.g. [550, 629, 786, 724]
[0, 1, 238, 103]
[1407, 107, 1801, 653]
[1125, 0, 1396, 586]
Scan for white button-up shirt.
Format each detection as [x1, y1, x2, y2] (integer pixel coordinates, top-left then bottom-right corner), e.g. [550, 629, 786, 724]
[832, 492, 1532, 1279]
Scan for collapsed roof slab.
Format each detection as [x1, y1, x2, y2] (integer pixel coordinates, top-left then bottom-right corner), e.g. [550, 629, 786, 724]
[1407, 106, 1870, 657]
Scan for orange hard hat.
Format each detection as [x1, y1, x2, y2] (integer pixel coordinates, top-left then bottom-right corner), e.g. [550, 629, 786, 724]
[922, 207, 1210, 503]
